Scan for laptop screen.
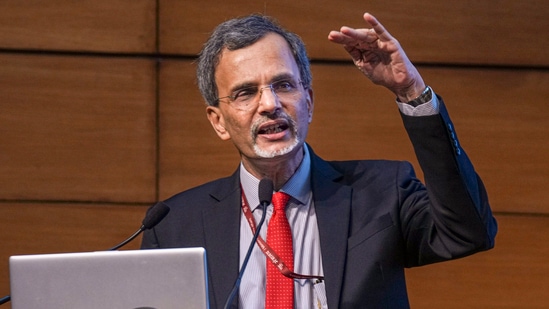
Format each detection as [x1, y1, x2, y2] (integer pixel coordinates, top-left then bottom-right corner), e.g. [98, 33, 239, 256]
[9, 248, 209, 309]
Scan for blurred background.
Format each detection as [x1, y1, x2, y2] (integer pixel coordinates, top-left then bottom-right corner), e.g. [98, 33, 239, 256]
[1, 1, 548, 308]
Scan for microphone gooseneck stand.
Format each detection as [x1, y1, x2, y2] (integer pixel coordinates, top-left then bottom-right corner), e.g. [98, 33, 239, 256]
[223, 178, 274, 309]
[0, 201, 170, 306]
[109, 202, 170, 251]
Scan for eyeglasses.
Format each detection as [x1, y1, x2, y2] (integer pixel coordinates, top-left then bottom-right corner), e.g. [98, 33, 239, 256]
[216, 79, 305, 111]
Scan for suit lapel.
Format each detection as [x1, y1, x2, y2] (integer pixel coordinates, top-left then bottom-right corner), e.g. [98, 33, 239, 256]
[202, 171, 242, 309]
[310, 151, 352, 309]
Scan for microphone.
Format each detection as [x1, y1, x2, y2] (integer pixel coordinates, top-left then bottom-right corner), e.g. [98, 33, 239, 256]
[109, 202, 170, 251]
[223, 178, 273, 309]
[0, 202, 170, 306]
[0, 296, 9, 305]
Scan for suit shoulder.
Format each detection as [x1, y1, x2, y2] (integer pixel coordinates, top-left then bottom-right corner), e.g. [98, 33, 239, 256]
[318, 159, 417, 190]
[327, 159, 414, 175]
[163, 173, 239, 208]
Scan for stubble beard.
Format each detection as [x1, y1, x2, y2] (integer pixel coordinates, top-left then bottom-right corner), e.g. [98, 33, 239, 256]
[251, 114, 301, 159]
[253, 135, 300, 159]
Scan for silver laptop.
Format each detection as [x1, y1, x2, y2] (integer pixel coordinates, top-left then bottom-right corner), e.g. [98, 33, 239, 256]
[9, 248, 209, 309]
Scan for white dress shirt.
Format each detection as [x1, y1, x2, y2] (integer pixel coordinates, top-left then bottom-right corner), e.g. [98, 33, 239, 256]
[239, 145, 326, 308]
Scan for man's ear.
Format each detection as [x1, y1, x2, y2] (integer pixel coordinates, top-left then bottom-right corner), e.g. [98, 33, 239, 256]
[206, 106, 231, 140]
[306, 88, 314, 123]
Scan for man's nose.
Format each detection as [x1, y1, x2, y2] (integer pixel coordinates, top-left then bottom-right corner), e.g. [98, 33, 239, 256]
[258, 85, 281, 113]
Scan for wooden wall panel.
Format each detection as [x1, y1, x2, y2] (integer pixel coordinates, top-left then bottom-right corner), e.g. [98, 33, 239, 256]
[311, 64, 549, 215]
[0, 0, 156, 53]
[406, 215, 549, 308]
[419, 67, 549, 215]
[157, 60, 549, 214]
[307, 64, 417, 162]
[158, 60, 239, 199]
[0, 202, 150, 309]
[159, 0, 549, 66]
[0, 54, 158, 203]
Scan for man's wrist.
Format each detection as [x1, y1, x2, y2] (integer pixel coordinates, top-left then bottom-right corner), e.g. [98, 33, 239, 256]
[402, 86, 432, 107]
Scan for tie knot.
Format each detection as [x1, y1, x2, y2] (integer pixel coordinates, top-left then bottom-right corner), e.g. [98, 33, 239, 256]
[272, 191, 290, 212]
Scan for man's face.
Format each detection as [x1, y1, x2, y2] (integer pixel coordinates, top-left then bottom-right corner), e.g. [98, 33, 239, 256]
[206, 33, 313, 164]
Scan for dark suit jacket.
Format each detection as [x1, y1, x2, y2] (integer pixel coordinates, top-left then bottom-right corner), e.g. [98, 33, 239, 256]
[141, 99, 497, 309]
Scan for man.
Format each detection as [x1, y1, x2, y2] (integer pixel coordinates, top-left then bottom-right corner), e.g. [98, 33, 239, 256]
[142, 12, 497, 309]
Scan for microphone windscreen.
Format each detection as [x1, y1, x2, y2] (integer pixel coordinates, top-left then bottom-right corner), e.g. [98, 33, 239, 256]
[141, 202, 170, 229]
[258, 178, 274, 205]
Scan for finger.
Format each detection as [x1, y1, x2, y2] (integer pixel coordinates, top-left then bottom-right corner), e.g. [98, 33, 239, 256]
[327, 30, 349, 44]
[331, 27, 378, 47]
[343, 27, 379, 44]
[363, 12, 394, 42]
[328, 31, 360, 48]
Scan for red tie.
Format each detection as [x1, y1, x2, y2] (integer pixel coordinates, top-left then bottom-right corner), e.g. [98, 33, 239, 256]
[265, 191, 294, 309]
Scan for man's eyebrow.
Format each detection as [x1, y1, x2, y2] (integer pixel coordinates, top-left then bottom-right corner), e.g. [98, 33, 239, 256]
[228, 73, 297, 92]
[229, 82, 256, 93]
[270, 73, 296, 83]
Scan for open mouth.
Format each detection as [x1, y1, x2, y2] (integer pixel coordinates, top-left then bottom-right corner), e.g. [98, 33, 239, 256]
[257, 121, 289, 135]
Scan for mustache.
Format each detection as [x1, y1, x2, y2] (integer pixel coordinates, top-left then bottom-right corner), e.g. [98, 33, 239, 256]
[251, 111, 296, 140]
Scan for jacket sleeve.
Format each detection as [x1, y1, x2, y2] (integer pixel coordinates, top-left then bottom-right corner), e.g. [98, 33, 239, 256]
[399, 96, 497, 267]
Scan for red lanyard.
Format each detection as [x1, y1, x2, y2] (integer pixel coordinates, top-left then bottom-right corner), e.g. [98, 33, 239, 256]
[241, 189, 324, 281]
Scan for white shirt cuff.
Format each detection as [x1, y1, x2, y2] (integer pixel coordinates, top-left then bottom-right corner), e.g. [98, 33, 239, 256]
[396, 88, 440, 116]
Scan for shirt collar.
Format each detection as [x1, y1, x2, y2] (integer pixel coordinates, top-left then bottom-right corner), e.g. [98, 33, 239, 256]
[240, 144, 312, 210]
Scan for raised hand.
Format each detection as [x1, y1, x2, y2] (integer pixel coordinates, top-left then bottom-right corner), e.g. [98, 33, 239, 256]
[328, 13, 426, 102]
